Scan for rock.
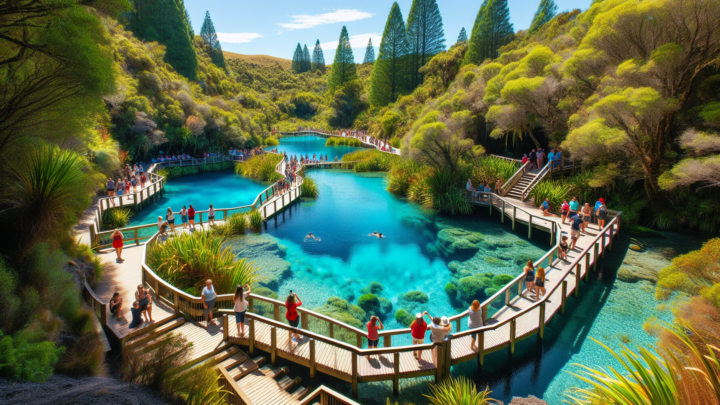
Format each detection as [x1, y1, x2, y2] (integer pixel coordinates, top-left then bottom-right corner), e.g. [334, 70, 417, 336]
[659, 247, 677, 260]
[629, 244, 643, 251]
[402, 291, 428, 304]
[379, 297, 393, 318]
[360, 281, 384, 295]
[396, 291, 430, 314]
[509, 396, 548, 405]
[231, 234, 291, 290]
[617, 266, 658, 283]
[314, 297, 366, 330]
[357, 294, 381, 318]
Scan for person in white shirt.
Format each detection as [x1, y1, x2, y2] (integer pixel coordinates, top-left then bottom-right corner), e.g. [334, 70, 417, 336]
[208, 204, 215, 226]
[233, 284, 252, 337]
[428, 314, 452, 366]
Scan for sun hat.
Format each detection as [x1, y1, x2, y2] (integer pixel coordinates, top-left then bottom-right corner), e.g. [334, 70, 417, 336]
[440, 316, 449, 326]
[599, 198, 605, 203]
[415, 313, 422, 318]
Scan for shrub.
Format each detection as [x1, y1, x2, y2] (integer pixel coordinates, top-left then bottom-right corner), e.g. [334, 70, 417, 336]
[101, 207, 133, 230]
[169, 363, 227, 405]
[361, 281, 384, 295]
[425, 376, 497, 405]
[325, 136, 361, 147]
[167, 166, 200, 179]
[0, 332, 65, 382]
[226, 213, 247, 235]
[300, 176, 319, 198]
[264, 137, 279, 146]
[122, 332, 189, 395]
[472, 156, 518, 187]
[236, 154, 283, 182]
[386, 160, 425, 196]
[529, 180, 572, 211]
[0, 259, 20, 331]
[394, 309, 415, 327]
[249, 210, 263, 232]
[147, 229, 257, 294]
[197, 161, 234, 173]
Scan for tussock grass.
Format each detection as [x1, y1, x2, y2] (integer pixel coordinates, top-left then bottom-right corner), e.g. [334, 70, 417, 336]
[300, 176, 319, 198]
[325, 136, 361, 147]
[342, 149, 400, 172]
[236, 154, 283, 182]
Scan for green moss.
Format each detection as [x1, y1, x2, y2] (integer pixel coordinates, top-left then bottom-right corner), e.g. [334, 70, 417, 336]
[484, 256, 508, 267]
[445, 282, 458, 298]
[492, 274, 515, 287]
[458, 276, 491, 302]
[394, 309, 415, 327]
[403, 291, 429, 304]
[360, 281, 384, 295]
[625, 225, 662, 238]
[357, 294, 381, 316]
[514, 240, 530, 247]
[379, 297, 393, 317]
[314, 297, 366, 329]
[448, 261, 461, 273]
[484, 287, 500, 297]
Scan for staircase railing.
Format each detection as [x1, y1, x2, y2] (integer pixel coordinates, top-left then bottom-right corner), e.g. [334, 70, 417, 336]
[500, 160, 530, 196]
[521, 161, 552, 201]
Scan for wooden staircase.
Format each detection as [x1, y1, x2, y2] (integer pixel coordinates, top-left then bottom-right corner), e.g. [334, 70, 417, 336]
[505, 171, 538, 200]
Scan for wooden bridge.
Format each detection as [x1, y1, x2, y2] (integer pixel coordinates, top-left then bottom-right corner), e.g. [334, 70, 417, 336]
[78, 149, 620, 402]
[279, 130, 401, 155]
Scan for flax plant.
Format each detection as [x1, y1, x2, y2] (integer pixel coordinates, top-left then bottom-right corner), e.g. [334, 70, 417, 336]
[424, 377, 498, 405]
[300, 176, 319, 198]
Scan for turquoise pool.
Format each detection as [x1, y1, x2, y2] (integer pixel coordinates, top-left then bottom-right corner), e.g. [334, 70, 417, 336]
[266, 134, 363, 160]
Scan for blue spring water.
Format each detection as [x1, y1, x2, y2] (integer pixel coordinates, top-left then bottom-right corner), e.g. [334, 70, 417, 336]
[266, 134, 364, 160]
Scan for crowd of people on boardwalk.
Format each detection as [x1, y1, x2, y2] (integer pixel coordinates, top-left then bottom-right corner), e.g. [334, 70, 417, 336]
[284, 125, 398, 154]
[105, 163, 147, 207]
[522, 147, 564, 170]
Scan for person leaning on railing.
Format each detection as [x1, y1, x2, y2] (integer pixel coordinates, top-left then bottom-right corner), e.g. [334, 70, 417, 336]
[285, 291, 303, 344]
[428, 315, 452, 367]
[468, 300, 484, 352]
[410, 312, 429, 368]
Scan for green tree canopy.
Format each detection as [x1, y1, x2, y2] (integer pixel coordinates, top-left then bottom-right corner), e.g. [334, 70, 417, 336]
[128, 0, 198, 80]
[200, 10, 225, 68]
[456, 27, 468, 45]
[363, 38, 376, 64]
[291, 43, 303, 73]
[528, 0, 557, 34]
[312, 39, 326, 72]
[302, 44, 312, 73]
[327, 26, 357, 91]
[464, 0, 514, 65]
[370, 2, 411, 106]
[406, 0, 446, 88]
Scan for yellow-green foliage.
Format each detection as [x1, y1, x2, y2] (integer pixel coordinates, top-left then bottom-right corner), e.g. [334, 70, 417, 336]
[325, 137, 361, 147]
[235, 154, 283, 182]
[300, 176, 319, 198]
[425, 377, 497, 405]
[656, 238, 720, 301]
[342, 149, 400, 172]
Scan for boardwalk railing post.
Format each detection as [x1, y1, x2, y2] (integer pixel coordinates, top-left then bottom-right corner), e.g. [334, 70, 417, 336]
[477, 331, 485, 369]
[609, 224, 614, 251]
[509, 319, 517, 356]
[309, 338, 316, 382]
[574, 264, 582, 297]
[501, 200, 505, 224]
[329, 323, 334, 339]
[528, 216, 533, 238]
[393, 351, 400, 395]
[488, 195, 493, 215]
[301, 311, 308, 330]
[445, 338, 452, 378]
[435, 342, 445, 383]
[593, 243, 599, 271]
[273, 303, 280, 321]
[249, 318, 255, 355]
[561, 281, 568, 315]
[352, 353, 358, 397]
[356, 333, 362, 348]
[384, 334, 392, 347]
[223, 314, 229, 341]
[601, 233, 606, 258]
[538, 303, 545, 340]
[584, 253, 590, 281]
[270, 326, 277, 365]
[512, 206, 517, 231]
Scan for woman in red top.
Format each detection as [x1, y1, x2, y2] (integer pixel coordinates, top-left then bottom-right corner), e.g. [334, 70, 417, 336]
[410, 311, 430, 367]
[365, 316, 384, 360]
[111, 229, 124, 262]
[188, 205, 196, 228]
[285, 292, 303, 344]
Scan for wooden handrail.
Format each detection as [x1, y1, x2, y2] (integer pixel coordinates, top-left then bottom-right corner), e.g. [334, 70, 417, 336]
[521, 161, 552, 201]
[500, 160, 531, 196]
[299, 386, 361, 405]
[218, 366, 254, 405]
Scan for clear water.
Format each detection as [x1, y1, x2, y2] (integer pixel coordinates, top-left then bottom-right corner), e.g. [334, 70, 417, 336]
[266, 134, 363, 161]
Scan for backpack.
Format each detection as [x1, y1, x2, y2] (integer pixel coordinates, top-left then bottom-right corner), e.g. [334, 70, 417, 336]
[599, 204, 607, 215]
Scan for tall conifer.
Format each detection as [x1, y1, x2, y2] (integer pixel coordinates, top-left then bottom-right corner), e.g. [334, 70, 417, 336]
[129, 0, 198, 80]
[312, 39, 326, 72]
[528, 0, 557, 34]
[302, 45, 312, 73]
[456, 27, 468, 44]
[464, 0, 514, 65]
[406, 0, 445, 88]
[369, 2, 410, 106]
[363, 39, 376, 64]
[200, 11, 225, 68]
[327, 26, 357, 91]
[291, 43, 303, 73]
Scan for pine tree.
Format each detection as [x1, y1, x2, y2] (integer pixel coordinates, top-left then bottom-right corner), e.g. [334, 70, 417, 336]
[129, 0, 198, 80]
[327, 26, 357, 91]
[406, 0, 445, 88]
[200, 11, 225, 68]
[456, 27, 468, 44]
[528, 0, 557, 34]
[369, 2, 410, 106]
[291, 43, 303, 73]
[363, 39, 376, 64]
[302, 44, 312, 73]
[464, 0, 514, 65]
[312, 39, 326, 72]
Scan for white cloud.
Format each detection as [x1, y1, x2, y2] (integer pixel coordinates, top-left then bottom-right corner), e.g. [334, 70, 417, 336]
[217, 33, 264, 44]
[279, 9, 372, 30]
[321, 33, 382, 50]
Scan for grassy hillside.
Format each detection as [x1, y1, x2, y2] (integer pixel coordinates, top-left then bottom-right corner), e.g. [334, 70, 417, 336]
[223, 51, 291, 70]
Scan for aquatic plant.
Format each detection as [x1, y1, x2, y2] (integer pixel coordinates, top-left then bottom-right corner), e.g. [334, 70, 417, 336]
[312, 297, 366, 344]
[167, 166, 200, 179]
[300, 176, 319, 198]
[386, 160, 425, 196]
[236, 154, 283, 182]
[394, 309, 415, 327]
[226, 213, 247, 235]
[403, 291, 429, 304]
[420, 167, 473, 215]
[492, 274, 514, 287]
[325, 136, 361, 147]
[101, 207, 133, 230]
[147, 230, 257, 294]
[424, 376, 498, 405]
[458, 276, 492, 303]
[342, 149, 400, 172]
[361, 281, 384, 295]
[357, 294, 392, 320]
[197, 161, 234, 173]
[249, 210, 263, 233]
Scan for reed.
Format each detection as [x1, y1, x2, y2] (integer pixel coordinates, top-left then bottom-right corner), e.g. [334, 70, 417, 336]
[249, 210, 263, 232]
[147, 230, 256, 294]
[424, 377, 498, 405]
[342, 149, 400, 172]
[300, 176, 319, 198]
[325, 137, 361, 147]
[236, 154, 283, 182]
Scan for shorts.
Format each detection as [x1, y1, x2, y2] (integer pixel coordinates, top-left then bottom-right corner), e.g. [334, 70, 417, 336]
[168, 218, 175, 225]
[107, 189, 114, 194]
[598, 212, 608, 220]
[561, 210, 568, 215]
[139, 298, 149, 311]
[189, 215, 195, 221]
[471, 332, 478, 339]
[288, 318, 299, 328]
[412, 337, 424, 345]
[235, 311, 246, 324]
[571, 229, 580, 239]
[181, 216, 188, 224]
[368, 338, 379, 348]
[204, 299, 216, 317]
[583, 216, 591, 222]
[569, 211, 577, 217]
[208, 215, 215, 220]
[110, 303, 119, 314]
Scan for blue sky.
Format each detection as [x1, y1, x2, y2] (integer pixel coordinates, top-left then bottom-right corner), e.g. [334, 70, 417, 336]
[184, 1, 591, 61]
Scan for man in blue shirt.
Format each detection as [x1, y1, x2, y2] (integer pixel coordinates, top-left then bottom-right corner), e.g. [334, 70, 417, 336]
[554, 149, 562, 169]
[547, 149, 555, 166]
[569, 197, 580, 218]
[570, 214, 583, 250]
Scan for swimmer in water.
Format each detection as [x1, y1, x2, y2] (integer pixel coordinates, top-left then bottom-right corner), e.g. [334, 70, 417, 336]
[368, 231, 384, 238]
[305, 232, 321, 241]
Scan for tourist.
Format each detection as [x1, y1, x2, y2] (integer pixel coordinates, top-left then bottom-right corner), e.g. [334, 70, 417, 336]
[202, 279, 216, 326]
[547, 149, 555, 168]
[135, 284, 153, 323]
[233, 284, 251, 338]
[522, 153, 528, 166]
[140, 172, 147, 189]
[561, 200, 570, 224]
[106, 178, 116, 207]
[581, 203, 592, 233]
[166, 207, 176, 233]
[117, 178, 123, 197]
[429, 316, 452, 367]
[157, 216, 167, 236]
[495, 179, 503, 193]
[570, 214, 583, 250]
[111, 229, 124, 262]
[208, 204, 215, 226]
[569, 197, 580, 219]
[131, 176, 137, 193]
[305, 232, 320, 241]
[285, 291, 303, 343]
[179, 206, 188, 229]
[541, 198, 556, 217]
[109, 292, 124, 321]
[596, 198, 608, 229]
[535, 267, 547, 301]
[129, 301, 143, 329]
[365, 316, 384, 360]
[139, 163, 144, 174]
[536, 147, 545, 168]
[528, 149, 537, 169]
[554, 148, 562, 169]
[188, 204, 196, 228]
[468, 300, 484, 352]
[524, 260, 536, 299]
[410, 312, 428, 367]
[559, 236, 569, 261]
[124, 177, 131, 195]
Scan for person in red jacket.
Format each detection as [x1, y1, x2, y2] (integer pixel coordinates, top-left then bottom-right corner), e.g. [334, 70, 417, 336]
[410, 311, 430, 367]
[285, 291, 303, 344]
[188, 204, 196, 228]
